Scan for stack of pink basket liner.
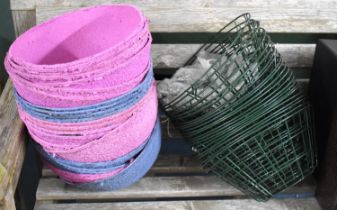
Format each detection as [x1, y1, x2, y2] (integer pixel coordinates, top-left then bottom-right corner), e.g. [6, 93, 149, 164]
[5, 5, 161, 190]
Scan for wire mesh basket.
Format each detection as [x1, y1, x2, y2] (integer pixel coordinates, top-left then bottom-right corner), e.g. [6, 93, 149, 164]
[160, 13, 317, 201]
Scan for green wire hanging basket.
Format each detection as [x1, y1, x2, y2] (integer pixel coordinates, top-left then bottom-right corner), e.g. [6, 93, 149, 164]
[160, 13, 317, 201]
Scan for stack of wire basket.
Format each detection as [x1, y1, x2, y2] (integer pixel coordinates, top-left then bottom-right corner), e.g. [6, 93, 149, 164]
[160, 13, 317, 201]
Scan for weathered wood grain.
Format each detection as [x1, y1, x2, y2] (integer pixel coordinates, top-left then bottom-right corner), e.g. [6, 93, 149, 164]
[12, 0, 337, 10]
[0, 80, 27, 208]
[42, 165, 204, 178]
[11, 10, 36, 37]
[42, 154, 203, 178]
[2, 27, 316, 69]
[34, 198, 321, 210]
[5, 11, 318, 69]
[152, 44, 315, 69]
[36, 176, 242, 201]
[33, 0, 337, 9]
[10, 0, 35, 10]
[5, 9, 319, 67]
[35, 6, 337, 33]
[36, 176, 315, 202]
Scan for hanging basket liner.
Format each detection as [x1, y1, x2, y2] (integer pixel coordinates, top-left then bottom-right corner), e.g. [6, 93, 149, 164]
[7, 5, 146, 69]
[5, 5, 152, 108]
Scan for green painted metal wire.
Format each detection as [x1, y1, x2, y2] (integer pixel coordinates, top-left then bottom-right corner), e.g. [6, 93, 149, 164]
[160, 13, 317, 201]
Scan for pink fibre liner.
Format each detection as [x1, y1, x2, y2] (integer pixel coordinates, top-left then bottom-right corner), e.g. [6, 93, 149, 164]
[6, 32, 151, 87]
[6, 5, 152, 108]
[8, 5, 146, 67]
[6, 25, 150, 77]
[7, 38, 151, 107]
[7, 38, 151, 89]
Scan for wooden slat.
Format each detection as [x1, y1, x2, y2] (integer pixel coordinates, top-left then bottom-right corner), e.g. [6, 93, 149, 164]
[0, 80, 27, 206]
[36, 176, 241, 201]
[35, 6, 337, 33]
[34, 198, 321, 210]
[36, 176, 315, 202]
[11, 10, 36, 37]
[5, 10, 318, 68]
[34, 0, 337, 8]
[6, 10, 317, 69]
[12, 0, 337, 9]
[10, 0, 35, 10]
[6, 13, 317, 69]
[42, 165, 204, 178]
[41, 154, 203, 178]
[42, 166, 204, 178]
[152, 44, 315, 69]
[3, 22, 316, 69]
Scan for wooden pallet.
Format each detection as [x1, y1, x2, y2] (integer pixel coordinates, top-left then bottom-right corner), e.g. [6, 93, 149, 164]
[34, 154, 320, 210]
[3, 0, 337, 209]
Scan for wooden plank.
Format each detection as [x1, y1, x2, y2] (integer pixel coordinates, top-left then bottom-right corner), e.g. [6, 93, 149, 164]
[10, 0, 35, 10]
[41, 154, 203, 178]
[5, 11, 317, 69]
[13, 0, 337, 9]
[11, 10, 36, 37]
[152, 44, 315, 69]
[4, 10, 318, 68]
[6, 13, 318, 68]
[35, 176, 244, 201]
[42, 165, 204, 178]
[35, 6, 337, 33]
[0, 80, 27, 206]
[36, 176, 315, 201]
[33, 0, 330, 8]
[34, 198, 321, 210]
